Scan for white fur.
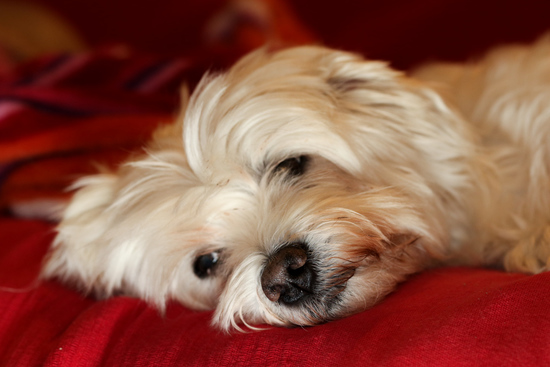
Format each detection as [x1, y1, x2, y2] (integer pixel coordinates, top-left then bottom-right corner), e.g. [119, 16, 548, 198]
[42, 35, 550, 330]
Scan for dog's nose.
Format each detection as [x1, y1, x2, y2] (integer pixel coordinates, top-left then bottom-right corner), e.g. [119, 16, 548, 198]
[261, 244, 315, 305]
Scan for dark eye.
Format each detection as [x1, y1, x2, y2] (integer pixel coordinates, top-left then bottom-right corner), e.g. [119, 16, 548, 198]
[273, 155, 309, 177]
[193, 251, 222, 279]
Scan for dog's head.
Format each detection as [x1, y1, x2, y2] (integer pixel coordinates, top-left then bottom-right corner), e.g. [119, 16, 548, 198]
[43, 46, 478, 330]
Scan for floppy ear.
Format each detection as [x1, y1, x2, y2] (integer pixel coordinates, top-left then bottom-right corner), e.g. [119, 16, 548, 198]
[41, 83, 194, 297]
[41, 173, 120, 295]
[319, 49, 494, 255]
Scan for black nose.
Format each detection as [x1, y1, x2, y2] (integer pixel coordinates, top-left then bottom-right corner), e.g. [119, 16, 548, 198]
[261, 244, 315, 305]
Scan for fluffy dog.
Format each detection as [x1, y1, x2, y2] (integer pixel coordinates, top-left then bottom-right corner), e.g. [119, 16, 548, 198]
[42, 35, 550, 330]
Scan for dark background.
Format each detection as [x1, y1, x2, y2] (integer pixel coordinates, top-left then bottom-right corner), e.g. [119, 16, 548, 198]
[17, 0, 550, 69]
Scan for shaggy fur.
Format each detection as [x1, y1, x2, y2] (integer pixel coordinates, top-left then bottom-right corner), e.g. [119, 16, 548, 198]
[42, 35, 550, 331]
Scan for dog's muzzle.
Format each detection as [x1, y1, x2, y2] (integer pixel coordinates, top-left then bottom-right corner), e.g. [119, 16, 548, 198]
[261, 244, 316, 305]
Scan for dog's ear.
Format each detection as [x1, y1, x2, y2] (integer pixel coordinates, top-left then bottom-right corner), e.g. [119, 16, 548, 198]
[41, 173, 119, 295]
[320, 50, 482, 260]
[323, 54, 413, 122]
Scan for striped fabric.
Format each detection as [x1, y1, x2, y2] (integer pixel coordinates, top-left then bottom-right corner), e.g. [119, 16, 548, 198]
[0, 46, 207, 216]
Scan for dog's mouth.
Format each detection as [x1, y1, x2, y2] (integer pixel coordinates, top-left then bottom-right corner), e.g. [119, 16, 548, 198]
[260, 243, 356, 325]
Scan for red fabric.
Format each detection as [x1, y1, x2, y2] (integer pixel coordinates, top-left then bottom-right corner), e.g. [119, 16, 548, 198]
[1, 218, 549, 366]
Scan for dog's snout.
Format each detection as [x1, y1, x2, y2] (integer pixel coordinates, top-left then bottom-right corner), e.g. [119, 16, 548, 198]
[261, 244, 315, 305]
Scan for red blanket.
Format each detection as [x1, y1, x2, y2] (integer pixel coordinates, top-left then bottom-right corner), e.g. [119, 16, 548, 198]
[0, 48, 198, 214]
[2, 218, 550, 366]
[1, 0, 550, 365]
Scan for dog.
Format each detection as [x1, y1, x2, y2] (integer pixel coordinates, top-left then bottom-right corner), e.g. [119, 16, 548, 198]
[42, 35, 550, 331]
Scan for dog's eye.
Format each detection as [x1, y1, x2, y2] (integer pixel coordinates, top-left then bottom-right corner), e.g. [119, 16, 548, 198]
[273, 155, 309, 177]
[193, 251, 221, 279]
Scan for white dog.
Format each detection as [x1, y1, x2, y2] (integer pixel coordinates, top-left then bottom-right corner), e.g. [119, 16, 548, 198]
[42, 35, 550, 330]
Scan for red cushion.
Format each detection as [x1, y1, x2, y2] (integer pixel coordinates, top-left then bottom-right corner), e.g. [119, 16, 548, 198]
[1, 218, 549, 366]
